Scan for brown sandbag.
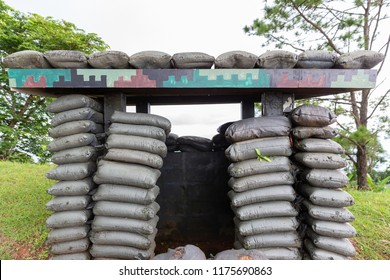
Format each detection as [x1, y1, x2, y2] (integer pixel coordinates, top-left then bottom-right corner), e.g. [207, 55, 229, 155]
[214, 51, 258, 69]
[129, 51, 172, 69]
[44, 50, 89, 68]
[171, 52, 215, 69]
[87, 50, 130, 69]
[290, 104, 337, 127]
[3, 50, 51, 68]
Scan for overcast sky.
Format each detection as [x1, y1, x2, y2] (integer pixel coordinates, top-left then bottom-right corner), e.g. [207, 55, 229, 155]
[4, 0, 390, 142]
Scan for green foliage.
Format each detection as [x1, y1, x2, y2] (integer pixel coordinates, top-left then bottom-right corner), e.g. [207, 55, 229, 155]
[255, 148, 272, 162]
[0, 0, 109, 163]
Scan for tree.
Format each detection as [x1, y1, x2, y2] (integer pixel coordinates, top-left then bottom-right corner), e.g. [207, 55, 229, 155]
[0, 0, 109, 162]
[245, 0, 390, 190]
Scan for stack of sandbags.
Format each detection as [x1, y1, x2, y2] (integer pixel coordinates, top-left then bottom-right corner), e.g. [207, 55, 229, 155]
[290, 104, 357, 260]
[224, 116, 302, 260]
[90, 111, 171, 260]
[45, 94, 104, 260]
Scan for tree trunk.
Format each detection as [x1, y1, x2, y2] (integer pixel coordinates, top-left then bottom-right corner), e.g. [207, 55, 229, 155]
[356, 144, 369, 190]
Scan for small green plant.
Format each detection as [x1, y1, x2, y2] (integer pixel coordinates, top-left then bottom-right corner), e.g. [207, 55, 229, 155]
[255, 149, 271, 162]
[367, 174, 390, 192]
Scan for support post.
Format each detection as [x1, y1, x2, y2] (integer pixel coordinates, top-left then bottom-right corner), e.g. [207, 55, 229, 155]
[104, 92, 126, 132]
[136, 101, 150, 114]
[241, 99, 255, 119]
[261, 92, 294, 116]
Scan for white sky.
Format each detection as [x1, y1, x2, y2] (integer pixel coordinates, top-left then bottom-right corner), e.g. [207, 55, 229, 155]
[4, 0, 390, 142]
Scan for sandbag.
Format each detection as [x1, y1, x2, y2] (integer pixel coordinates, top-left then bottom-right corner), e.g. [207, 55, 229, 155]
[301, 169, 349, 188]
[153, 244, 206, 260]
[49, 120, 103, 138]
[257, 50, 298, 69]
[306, 228, 355, 256]
[246, 247, 302, 260]
[217, 121, 236, 134]
[49, 252, 91, 260]
[92, 184, 160, 205]
[108, 123, 166, 141]
[177, 136, 213, 152]
[3, 50, 51, 68]
[238, 231, 301, 249]
[296, 50, 337, 69]
[110, 111, 171, 135]
[50, 237, 90, 255]
[129, 51, 172, 69]
[90, 230, 156, 250]
[225, 116, 291, 143]
[213, 248, 267, 260]
[294, 152, 347, 169]
[90, 244, 155, 260]
[297, 184, 354, 207]
[225, 136, 292, 162]
[233, 201, 298, 221]
[46, 162, 96, 181]
[51, 108, 103, 127]
[294, 138, 345, 154]
[171, 52, 215, 69]
[48, 94, 103, 113]
[290, 105, 337, 127]
[166, 133, 179, 152]
[302, 200, 355, 223]
[51, 146, 98, 165]
[234, 216, 299, 236]
[47, 133, 100, 153]
[87, 50, 130, 69]
[46, 210, 92, 228]
[229, 185, 296, 207]
[46, 195, 92, 212]
[304, 239, 348, 260]
[212, 133, 230, 151]
[46, 178, 96, 196]
[334, 50, 384, 69]
[93, 160, 161, 188]
[44, 50, 89, 68]
[92, 201, 160, 220]
[304, 215, 357, 238]
[214, 51, 258, 69]
[228, 172, 294, 192]
[46, 226, 90, 244]
[292, 126, 338, 139]
[91, 216, 159, 235]
[104, 149, 163, 169]
[228, 156, 291, 178]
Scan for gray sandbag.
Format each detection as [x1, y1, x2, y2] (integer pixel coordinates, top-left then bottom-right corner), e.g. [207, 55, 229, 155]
[177, 136, 213, 152]
[225, 116, 291, 143]
[91, 216, 159, 235]
[3, 50, 51, 68]
[294, 152, 347, 169]
[228, 172, 294, 192]
[46, 210, 92, 228]
[93, 160, 161, 188]
[46, 178, 96, 196]
[213, 248, 267, 260]
[90, 244, 155, 260]
[290, 104, 337, 127]
[47, 133, 99, 153]
[228, 156, 291, 178]
[110, 111, 171, 135]
[225, 136, 292, 162]
[153, 244, 206, 260]
[43, 50, 89, 68]
[49, 252, 91, 260]
[334, 50, 384, 69]
[296, 50, 337, 69]
[304, 215, 357, 238]
[229, 185, 296, 207]
[50, 237, 90, 255]
[214, 51, 258, 69]
[245, 247, 302, 260]
[46, 162, 96, 181]
[301, 169, 349, 188]
[49, 120, 103, 138]
[92, 201, 160, 220]
[104, 149, 163, 169]
[51, 108, 104, 127]
[302, 200, 355, 223]
[92, 184, 160, 205]
[304, 239, 348, 260]
[108, 123, 166, 141]
[46, 195, 92, 212]
[238, 231, 301, 249]
[306, 228, 355, 257]
[48, 94, 103, 113]
[105, 134, 167, 157]
[212, 133, 230, 151]
[51, 146, 98, 165]
[292, 126, 338, 139]
[89, 230, 156, 250]
[46, 226, 90, 244]
[233, 201, 298, 221]
[171, 52, 215, 69]
[166, 133, 179, 152]
[297, 184, 354, 207]
[217, 121, 236, 134]
[294, 138, 345, 154]
[129, 51, 172, 69]
[234, 216, 299, 236]
[87, 50, 130, 69]
[257, 50, 298, 69]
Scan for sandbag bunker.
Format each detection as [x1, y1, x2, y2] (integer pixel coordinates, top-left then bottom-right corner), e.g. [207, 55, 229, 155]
[42, 94, 357, 260]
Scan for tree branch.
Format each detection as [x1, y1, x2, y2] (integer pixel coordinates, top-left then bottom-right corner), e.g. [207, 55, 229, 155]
[367, 89, 390, 121]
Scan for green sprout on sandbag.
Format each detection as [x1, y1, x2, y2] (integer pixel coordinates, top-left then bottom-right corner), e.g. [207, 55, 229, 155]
[255, 148, 271, 162]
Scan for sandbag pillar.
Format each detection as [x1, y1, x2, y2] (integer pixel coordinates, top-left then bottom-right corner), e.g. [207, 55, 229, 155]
[261, 92, 294, 116]
[104, 92, 126, 132]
